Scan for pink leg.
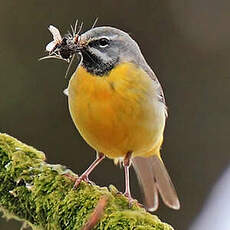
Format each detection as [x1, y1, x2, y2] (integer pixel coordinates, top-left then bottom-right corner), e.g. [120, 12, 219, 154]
[123, 152, 135, 205]
[74, 152, 105, 188]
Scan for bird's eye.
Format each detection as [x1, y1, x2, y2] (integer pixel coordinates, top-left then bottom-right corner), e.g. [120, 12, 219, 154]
[98, 38, 109, 47]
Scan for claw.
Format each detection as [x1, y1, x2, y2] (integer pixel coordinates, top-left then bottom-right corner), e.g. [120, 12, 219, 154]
[123, 192, 144, 209]
[63, 173, 77, 182]
[73, 174, 90, 188]
[72, 153, 105, 189]
[123, 192, 136, 207]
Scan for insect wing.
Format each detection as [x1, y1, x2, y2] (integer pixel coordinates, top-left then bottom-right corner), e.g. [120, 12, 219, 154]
[48, 25, 62, 43]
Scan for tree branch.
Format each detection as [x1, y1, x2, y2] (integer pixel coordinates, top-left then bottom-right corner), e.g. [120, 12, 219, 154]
[0, 133, 174, 230]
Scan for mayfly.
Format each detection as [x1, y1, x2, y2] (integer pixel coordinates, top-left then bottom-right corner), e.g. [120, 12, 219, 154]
[40, 21, 83, 78]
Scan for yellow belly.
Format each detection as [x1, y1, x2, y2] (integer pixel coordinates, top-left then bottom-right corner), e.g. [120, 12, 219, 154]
[68, 62, 166, 159]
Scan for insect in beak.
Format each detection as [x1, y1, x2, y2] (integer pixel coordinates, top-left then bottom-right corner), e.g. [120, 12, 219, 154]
[40, 21, 83, 78]
[40, 21, 82, 62]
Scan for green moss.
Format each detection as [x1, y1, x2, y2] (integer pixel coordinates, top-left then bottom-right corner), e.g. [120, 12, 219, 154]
[0, 133, 173, 230]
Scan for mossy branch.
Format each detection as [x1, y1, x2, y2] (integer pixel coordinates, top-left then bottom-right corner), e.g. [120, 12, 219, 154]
[0, 133, 174, 230]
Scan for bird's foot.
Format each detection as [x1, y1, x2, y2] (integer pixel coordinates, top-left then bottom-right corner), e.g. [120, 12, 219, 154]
[123, 192, 137, 208]
[63, 173, 77, 182]
[123, 192, 144, 209]
[73, 174, 94, 188]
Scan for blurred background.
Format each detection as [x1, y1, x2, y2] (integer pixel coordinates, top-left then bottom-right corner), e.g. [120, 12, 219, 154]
[0, 0, 230, 229]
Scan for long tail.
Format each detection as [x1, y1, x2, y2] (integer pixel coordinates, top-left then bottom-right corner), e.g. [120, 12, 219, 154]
[132, 155, 180, 211]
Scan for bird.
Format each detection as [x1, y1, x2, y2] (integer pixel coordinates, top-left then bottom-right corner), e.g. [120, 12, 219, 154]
[44, 25, 180, 211]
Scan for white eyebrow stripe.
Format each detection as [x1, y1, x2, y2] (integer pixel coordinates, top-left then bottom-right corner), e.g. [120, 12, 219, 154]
[86, 35, 118, 43]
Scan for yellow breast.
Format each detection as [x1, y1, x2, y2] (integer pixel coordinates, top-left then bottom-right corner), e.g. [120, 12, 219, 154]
[68, 62, 165, 159]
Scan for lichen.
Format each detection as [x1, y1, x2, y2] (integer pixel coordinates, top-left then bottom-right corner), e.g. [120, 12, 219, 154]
[0, 133, 173, 230]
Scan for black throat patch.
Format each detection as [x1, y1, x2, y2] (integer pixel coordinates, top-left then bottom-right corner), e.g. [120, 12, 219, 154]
[81, 48, 119, 76]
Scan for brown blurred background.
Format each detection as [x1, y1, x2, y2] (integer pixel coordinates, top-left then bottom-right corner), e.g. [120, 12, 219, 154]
[0, 0, 230, 229]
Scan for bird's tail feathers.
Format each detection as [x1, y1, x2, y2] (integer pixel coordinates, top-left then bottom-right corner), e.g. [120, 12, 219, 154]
[132, 155, 180, 211]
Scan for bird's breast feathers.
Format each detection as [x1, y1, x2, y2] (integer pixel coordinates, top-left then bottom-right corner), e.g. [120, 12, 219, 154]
[68, 62, 166, 158]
